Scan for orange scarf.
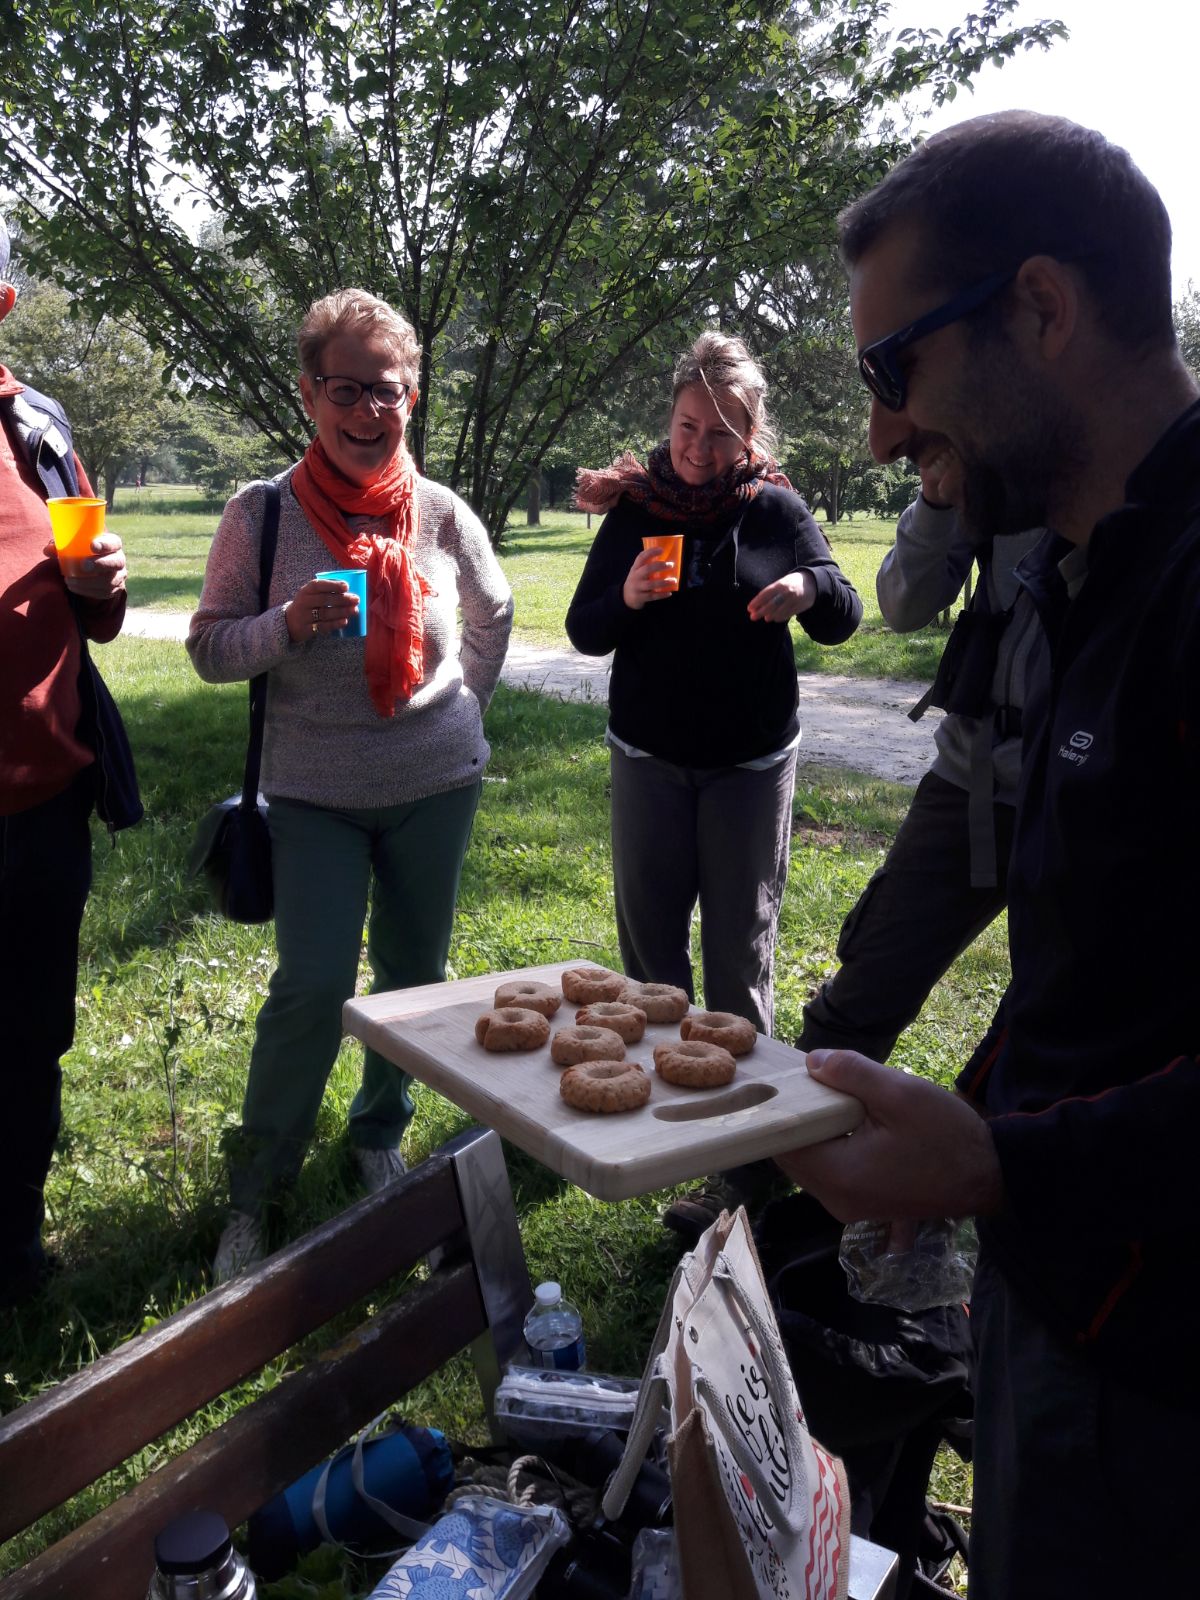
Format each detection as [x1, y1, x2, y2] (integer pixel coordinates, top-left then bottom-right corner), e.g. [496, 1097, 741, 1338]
[291, 437, 431, 717]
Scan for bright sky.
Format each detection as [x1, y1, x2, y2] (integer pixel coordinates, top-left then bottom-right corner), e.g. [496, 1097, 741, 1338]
[885, 0, 1200, 297]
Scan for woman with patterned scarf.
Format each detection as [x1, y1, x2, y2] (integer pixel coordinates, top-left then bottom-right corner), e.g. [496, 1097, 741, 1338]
[189, 289, 513, 1282]
[567, 331, 861, 1041]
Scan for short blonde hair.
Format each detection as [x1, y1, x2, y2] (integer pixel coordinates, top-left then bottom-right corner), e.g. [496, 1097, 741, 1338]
[297, 289, 421, 385]
[672, 331, 777, 454]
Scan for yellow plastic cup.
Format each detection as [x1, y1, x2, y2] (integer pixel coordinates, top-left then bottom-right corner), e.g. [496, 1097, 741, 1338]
[47, 497, 107, 563]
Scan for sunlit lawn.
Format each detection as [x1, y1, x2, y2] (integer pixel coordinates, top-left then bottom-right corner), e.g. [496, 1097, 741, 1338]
[110, 488, 963, 684]
[1, 633, 992, 1591]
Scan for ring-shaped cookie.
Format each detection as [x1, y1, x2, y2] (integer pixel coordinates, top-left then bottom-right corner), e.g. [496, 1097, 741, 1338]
[474, 1006, 552, 1052]
[574, 1000, 646, 1043]
[560, 1059, 651, 1113]
[653, 1039, 737, 1088]
[550, 1024, 626, 1067]
[620, 980, 689, 1024]
[560, 966, 626, 1005]
[493, 979, 562, 1018]
[679, 1009, 757, 1056]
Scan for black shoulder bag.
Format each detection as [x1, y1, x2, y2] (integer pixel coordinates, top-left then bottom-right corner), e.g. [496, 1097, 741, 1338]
[187, 482, 281, 923]
[74, 631, 144, 835]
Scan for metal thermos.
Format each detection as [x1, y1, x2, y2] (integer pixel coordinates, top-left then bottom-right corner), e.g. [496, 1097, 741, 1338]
[147, 1511, 257, 1599]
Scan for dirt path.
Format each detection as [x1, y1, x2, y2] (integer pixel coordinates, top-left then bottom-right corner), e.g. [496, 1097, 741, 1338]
[124, 612, 941, 786]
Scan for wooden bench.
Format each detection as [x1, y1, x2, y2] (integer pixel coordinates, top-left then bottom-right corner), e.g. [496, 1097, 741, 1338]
[0, 1126, 531, 1600]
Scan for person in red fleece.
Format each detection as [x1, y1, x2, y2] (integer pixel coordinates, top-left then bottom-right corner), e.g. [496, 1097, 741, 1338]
[0, 215, 129, 1307]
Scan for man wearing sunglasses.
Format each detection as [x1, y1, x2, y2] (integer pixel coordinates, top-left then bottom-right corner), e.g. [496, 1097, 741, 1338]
[778, 112, 1200, 1596]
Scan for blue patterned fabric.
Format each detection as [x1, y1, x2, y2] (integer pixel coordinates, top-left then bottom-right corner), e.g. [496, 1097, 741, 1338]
[367, 1495, 570, 1600]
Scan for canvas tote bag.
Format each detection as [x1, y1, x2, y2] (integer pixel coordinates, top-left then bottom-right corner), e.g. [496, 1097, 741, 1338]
[604, 1207, 850, 1600]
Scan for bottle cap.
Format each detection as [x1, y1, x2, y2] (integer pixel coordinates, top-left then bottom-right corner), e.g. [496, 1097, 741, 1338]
[535, 1281, 562, 1306]
[154, 1511, 233, 1575]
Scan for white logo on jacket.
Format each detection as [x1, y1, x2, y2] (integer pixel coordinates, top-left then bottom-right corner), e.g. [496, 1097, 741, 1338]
[1059, 730, 1094, 765]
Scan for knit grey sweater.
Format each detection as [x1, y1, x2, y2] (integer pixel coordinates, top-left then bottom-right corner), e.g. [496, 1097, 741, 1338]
[187, 469, 513, 808]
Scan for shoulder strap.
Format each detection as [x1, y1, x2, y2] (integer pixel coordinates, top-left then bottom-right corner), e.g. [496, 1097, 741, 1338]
[240, 482, 281, 810]
[907, 546, 1003, 725]
[4, 386, 80, 497]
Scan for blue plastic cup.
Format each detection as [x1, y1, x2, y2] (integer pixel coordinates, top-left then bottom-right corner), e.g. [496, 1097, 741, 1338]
[315, 567, 368, 638]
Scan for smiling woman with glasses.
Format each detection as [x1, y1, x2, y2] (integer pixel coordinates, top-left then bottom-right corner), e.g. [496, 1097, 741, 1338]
[188, 287, 513, 1283]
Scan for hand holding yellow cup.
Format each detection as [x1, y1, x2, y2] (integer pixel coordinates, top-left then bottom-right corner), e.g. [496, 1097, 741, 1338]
[47, 497, 107, 564]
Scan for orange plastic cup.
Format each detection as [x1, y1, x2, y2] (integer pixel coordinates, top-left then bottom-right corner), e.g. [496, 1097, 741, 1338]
[47, 497, 106, 563]
[642, 532, 683, 592]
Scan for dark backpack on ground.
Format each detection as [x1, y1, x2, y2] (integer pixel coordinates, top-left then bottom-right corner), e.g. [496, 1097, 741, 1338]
[755, 1191, 974, 1599]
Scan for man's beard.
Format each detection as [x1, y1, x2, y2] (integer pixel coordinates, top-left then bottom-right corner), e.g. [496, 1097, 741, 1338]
[956, 328, 1088, 542]
[959, 455, 1051, 542]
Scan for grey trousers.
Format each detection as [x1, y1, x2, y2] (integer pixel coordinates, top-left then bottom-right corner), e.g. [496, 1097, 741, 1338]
[797, 772, 1013, 1061]
[609, 742, 798, 1036]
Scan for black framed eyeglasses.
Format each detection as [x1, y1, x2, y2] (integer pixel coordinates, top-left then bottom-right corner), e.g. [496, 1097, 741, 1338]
[857, 269, 1015, 412]
[313, 375, 411, 410]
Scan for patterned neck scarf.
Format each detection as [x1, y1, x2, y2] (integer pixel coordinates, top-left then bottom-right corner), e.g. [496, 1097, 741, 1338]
[291, 436, 431, 717]
[574, 439, 791, 526]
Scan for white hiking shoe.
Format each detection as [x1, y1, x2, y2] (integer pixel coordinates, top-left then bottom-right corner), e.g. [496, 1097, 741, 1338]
[356, 1147, 407, 1195]
[212, 1209, 265, 1284]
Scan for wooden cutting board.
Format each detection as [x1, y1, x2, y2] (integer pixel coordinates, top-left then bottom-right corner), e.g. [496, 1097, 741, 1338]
[343, 961, 863, 1202]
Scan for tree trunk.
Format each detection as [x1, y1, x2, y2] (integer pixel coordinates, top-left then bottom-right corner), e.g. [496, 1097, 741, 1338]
[526, 471, 541, 526]
[827, 460, 841, 526]
[102, 463, 117, 511]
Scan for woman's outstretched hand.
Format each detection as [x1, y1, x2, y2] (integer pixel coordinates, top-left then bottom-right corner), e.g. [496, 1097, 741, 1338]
[622, 547, 677, 610]
[747, 570, 815, 622]
[284, 577, 361, 642]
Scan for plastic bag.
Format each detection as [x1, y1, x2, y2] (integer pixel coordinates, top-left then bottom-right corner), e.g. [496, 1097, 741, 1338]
[495, 1365, 641, 1444]
[839, 1217, 979, 1313]
[629, 1528, 683, 1600]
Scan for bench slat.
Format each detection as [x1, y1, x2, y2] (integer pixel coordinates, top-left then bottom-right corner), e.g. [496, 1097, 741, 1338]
[1, 1262, 485, 1600]
[0, 1158, 463, 1541]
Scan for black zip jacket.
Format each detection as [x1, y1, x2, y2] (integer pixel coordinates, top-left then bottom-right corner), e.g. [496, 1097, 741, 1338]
[565, 486, 862, 767]
[958, 399, 1200, 1401]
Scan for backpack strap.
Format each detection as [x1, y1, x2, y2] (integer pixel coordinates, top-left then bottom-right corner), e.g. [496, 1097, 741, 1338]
[3, 385, 80, 497]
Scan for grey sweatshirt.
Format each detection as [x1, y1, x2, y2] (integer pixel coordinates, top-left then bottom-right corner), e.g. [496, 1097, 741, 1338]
[877, 496, 1042, 804]
[187, 469, 514, 809]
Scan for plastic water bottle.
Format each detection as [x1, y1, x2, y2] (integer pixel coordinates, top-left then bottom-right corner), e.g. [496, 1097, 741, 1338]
[147, 1510, 257, 1599]
[524, 1280, 586, 1370]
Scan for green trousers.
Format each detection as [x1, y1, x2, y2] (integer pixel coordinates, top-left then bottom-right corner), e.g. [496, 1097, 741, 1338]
[230, 781, 481, 1214]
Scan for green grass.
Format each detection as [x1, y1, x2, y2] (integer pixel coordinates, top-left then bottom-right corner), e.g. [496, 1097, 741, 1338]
[2, 632, 995, 1591]
[109, 489, 965, 683]
[105, 484, 229, 614]
[502, 508, 966, 682]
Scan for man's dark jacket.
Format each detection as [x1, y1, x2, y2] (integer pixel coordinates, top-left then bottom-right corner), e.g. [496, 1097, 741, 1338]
[960, 399, 1200, 1402]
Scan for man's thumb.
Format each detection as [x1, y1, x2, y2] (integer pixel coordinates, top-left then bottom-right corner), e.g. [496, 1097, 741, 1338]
[804, 1047, 881, 1101]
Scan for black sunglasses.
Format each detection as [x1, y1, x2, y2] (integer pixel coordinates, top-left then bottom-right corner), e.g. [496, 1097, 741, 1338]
[313, 375, 411, 410]
[857, 269, 1015, 412]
